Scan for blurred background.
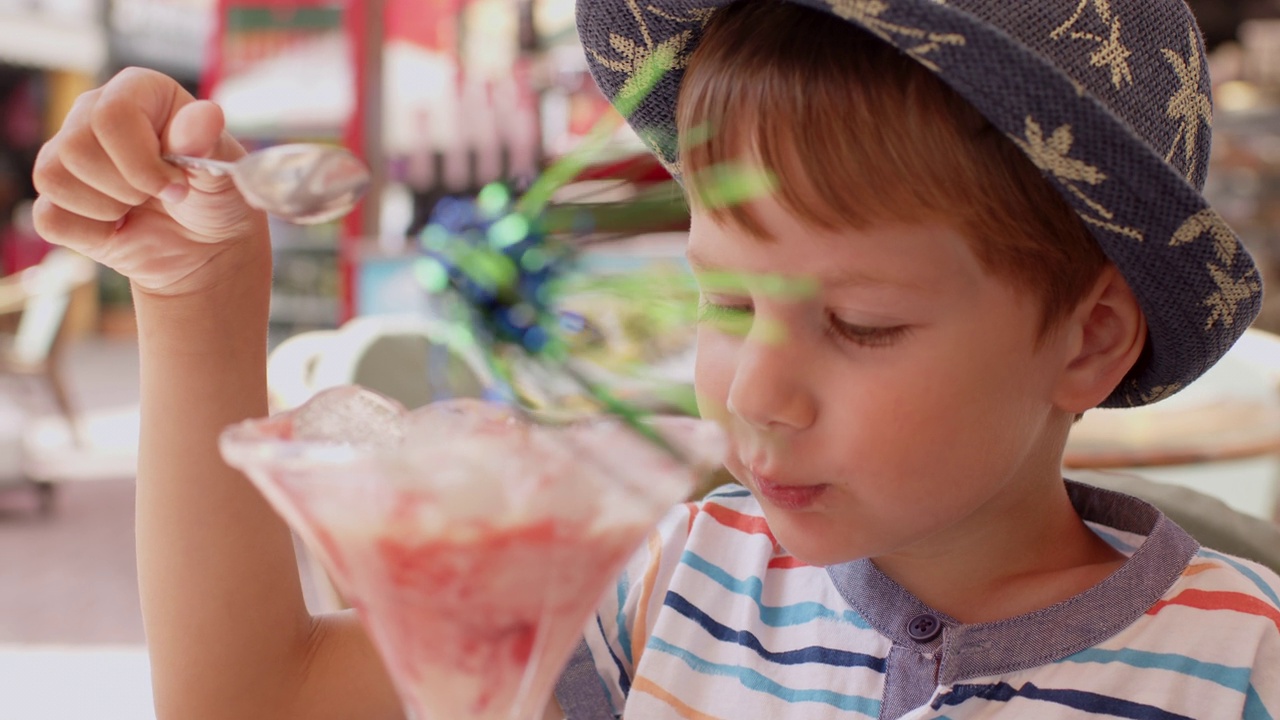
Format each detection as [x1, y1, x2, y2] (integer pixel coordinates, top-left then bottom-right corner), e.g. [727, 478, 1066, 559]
[0, 0, 1278, 717]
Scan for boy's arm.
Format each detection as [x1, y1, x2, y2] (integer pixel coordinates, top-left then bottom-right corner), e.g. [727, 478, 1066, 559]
[32, 68, 403, 720]
[132, 250, 405, 720]
[132, 212, 566, 720]
[35, 68, 574, 720]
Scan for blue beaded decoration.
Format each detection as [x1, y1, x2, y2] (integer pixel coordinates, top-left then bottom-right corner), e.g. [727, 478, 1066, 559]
[416, 183, 575, 358]
[415, 182, 685, 460]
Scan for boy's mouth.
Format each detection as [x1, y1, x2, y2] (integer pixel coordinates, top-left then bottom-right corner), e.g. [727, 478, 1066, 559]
[749, 467, 828, 511]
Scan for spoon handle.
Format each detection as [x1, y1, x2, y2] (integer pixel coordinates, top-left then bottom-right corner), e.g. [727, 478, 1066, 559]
[164, 153, 238, 177]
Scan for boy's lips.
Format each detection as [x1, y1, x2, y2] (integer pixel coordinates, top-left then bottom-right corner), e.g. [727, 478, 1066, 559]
[749, 467, 828, 511]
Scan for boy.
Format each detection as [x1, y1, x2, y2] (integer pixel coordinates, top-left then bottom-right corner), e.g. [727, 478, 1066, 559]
[552, 2, 1279, 717]
[29, 1, 1279, 720]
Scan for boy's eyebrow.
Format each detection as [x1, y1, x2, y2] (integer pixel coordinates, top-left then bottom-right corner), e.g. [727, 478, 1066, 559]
[685, 250, 921, 292]
[823, 268, 924, 292]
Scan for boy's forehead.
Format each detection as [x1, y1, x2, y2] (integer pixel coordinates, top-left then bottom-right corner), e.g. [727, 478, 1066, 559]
[682, 126, 967, 259]
[686, 205, 978, 294]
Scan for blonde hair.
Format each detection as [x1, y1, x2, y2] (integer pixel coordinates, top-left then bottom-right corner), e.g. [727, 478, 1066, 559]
[677, 0, 1110, 335]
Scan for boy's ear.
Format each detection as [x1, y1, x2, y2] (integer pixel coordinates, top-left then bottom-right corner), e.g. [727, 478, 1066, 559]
[1052, 265, 1147, 414]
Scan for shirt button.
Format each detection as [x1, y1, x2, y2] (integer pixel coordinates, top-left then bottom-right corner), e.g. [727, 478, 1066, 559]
[906, 613, 942, 643]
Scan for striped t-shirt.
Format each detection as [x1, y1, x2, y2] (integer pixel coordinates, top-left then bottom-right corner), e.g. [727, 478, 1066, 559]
[554, 481, 1280, 719]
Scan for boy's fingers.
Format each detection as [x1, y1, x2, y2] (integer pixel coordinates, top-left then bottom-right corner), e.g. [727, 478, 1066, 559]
[90, 70, 192, 200]
[52, 132, 153, 208]
[53, 86, 102, 135]
[30, 195, 116, 253]
[31, 163, 132, 222]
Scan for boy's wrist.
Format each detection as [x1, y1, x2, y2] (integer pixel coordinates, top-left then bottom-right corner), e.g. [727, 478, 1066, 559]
[131, 229, 274, 345]
[131, 226, 273, 309]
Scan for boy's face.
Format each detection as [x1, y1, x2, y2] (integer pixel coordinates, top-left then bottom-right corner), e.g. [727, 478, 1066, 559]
[689, 194, 1076, 567]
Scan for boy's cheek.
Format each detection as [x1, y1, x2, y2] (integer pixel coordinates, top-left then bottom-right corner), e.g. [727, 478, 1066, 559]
[693, 389, 730, 431]
[691, 333, 736, 421]
[691, 377, 731, 427]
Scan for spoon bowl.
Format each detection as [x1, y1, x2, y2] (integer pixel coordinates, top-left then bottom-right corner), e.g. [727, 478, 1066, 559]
[166, 143, 371, 225]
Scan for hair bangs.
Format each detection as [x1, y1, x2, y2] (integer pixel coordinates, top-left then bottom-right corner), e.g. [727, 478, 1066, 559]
[677, 2, 994, 238]
[674, 0, 1109, 336]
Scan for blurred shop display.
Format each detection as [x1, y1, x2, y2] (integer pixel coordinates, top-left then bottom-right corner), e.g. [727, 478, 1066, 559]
[0, 68, 64, 286]
[1206, 16, 1280, 333]
[202, 0, 352, 335]
[200, 0, 542, 335]
[0, 0, 105, 277]
[0, 0, 139, 336]
[0, 69, 104, 335]
[198, 0, 681, 339]
[532, 0, 634, 163]
[107, 0, 216, 83]
[1187, 0, 1280, 50]
[0, 70, 43, 277]
[0, 0, 107, 74]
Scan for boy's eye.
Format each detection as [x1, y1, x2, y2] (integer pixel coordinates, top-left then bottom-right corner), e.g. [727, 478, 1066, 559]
[697, 298, 753, 336]
[698, 299, 906, 349]
[826, 315, 908, 348]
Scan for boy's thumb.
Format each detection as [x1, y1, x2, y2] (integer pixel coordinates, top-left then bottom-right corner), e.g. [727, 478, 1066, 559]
[163, 101, 241, 190]
[165, 100, 225, 156]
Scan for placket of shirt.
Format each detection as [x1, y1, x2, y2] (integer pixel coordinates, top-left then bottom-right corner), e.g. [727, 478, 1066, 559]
[881, 637, 948, 719]
[824, 481, 1198, 720]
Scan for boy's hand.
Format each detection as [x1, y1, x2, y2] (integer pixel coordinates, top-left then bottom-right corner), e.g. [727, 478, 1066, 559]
[31, 66, 269, 298]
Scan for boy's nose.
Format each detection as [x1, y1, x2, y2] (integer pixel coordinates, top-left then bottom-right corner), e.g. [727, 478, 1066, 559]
[725, 330, 817, 432]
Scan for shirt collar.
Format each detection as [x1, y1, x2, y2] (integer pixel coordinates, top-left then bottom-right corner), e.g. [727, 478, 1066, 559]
[826, 479, 1199, 683]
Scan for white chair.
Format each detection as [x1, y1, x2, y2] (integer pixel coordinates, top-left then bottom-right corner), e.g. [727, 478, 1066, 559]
[267, 313, 496, 413]
[0, 249, 97, 513]
[0, 249, 97, 431]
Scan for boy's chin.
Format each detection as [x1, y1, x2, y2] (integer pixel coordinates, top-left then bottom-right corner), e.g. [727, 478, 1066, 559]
[759, 510, 870, 568]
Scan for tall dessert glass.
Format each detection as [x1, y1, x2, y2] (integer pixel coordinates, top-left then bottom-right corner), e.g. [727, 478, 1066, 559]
[220, 385, 724, 720]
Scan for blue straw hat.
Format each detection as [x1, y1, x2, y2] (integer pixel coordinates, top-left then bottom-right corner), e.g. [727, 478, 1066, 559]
[575, 0, 1263, 408]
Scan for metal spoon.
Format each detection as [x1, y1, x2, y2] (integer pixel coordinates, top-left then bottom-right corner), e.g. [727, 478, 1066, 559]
[165, 143, 371, 225]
